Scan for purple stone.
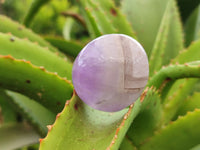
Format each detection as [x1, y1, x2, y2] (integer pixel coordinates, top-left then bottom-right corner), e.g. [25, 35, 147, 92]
[72, 34, 149, 112]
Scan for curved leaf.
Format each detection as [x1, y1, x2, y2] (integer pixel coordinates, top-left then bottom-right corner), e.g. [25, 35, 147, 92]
[23, 0, 51, 26]
[0, 55, 73, 113]
[185, 5, 200, 47]
[121, 0, 169, 54]
[79, 0, 136, 38]
[40, 93, 129, 150]
[0, 90, 17, 123]
[160, 78, 197, 125]
[40, 88, 157, 150]
[175, 92, 200, 119]
[140, 109, 200, 150]
[6, 91, 56, 136]
[44, 36, 83, 58]
[148, 61, 200, 89]
[125, 89, 161, 146]
[149, 0, 184, 75]
[159, 40, 200, 125]
[177, 0, 200, 22]
[0, 15, 65, 56]
[0, 33, 72, 79]
[0, 123, 40, 150]
[172, 40, 200, 64]
[119, 137, 137, 150]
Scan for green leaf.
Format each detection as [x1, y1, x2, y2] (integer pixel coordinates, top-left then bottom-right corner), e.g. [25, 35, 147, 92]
[6, 91, 56, 136]
[44, 36, 83, 58]
[79, 5, 102, 38]
[23, 0, 51, 27]
[177, 0, 200, 22]
[140, 109, 200, 150]
[121, 0, 169, 54]
[172, 40, 200, 64]
[160, 78, 197, 125]
[119, 137, 137, 150]
[185, 5, 200, 47]
[79, 0, 136, 38]
[39, 94, 127, 150]
[0, 55, 73, 113]
[0, 32, 72, 79]
[0, 123, 40, 150]
[0, 90, 17, 124]
[39, 89, 144, 150]
[159, 40, 200, 125]
[63, 17, 76, 40]
[147, 61, 200, 89]
[125, 88, 162, 146]
[149, 0, 184, 76]
[174, 92, 200, 120]
[190, 144, 200, 150]
[0, 15, 65, 56]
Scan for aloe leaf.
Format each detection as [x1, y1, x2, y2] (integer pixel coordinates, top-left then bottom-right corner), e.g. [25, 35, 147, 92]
[174, 92, 200, 120]
[125, 88, 162, 147]
[39, 88, 157, 150]
[92, 0, 136, 38]
[44, 36, 83, 58]
[148, 61, 200, 89]
[185, 5, 200, 47]
[190, 144, 200, 150]
[0, 55, 73, 113]
[160, 78, 197, 125]
[0, 15, 64, 55]
[140, 109, 200, 150]
[171, 39, 200, 64]
[121, 0, 169, 54]
[0, 33, 72, 79]
[79, 0, 136, 38]
[149, 0, 184, 76]
[23, 0, 51, 27]
[39, 93, 129, 150]
[6, 91, 56, 136]
[0, 123, 40, 150]
[20, 144, 39, 150]
[39, 93, 141, 150]
[0, 90, 17, 123]
[159, 40, 200, 124]
[63, 17, 76, 40]
[177, 0, 200, 22]
[119, 137, 137, 150]
[79, 5, 102, 38]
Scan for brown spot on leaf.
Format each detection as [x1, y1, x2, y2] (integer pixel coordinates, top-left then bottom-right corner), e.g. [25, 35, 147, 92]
[110, 8, 117, 16]
[26, 80, 31, 84]
[10, 37, 15, 42]
[57, 101, 61, 106]
[74, 103, 78, 110]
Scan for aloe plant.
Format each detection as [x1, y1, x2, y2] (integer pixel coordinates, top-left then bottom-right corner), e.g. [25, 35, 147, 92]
[0, 0, 200, 149]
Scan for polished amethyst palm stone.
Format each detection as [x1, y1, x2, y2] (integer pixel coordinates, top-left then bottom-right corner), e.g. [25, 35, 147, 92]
[72, 34, 149, 112]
